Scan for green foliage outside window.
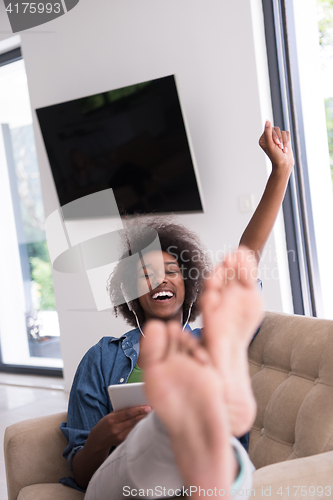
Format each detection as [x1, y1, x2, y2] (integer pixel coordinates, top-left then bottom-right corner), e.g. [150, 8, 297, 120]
[324, 98, 333, 183]
[317, 0, 333, 47]
[317, 0, 333, 185]
[27, 241, 55, 311]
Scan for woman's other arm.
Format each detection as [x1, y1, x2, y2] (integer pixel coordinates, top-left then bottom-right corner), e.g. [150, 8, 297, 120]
[72, 406, 151, 489]
[239, 121, 294, 262]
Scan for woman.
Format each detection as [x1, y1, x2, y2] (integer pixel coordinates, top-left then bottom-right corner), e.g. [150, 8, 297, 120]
[60, 121, 294, 493]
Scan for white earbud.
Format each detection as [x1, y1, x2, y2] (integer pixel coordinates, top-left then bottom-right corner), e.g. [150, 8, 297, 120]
[182, 282, 199, 330]
[121, 284, 145, 337]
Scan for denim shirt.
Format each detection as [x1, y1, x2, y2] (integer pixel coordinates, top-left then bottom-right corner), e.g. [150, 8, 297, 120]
[60, 327, 141, 490]
[60, 320, 259, 491]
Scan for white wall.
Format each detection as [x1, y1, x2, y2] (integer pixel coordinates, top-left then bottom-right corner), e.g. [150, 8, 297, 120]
[0, 0, 292, 391]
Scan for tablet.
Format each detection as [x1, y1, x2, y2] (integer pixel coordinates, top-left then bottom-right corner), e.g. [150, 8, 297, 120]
[108, 382, 148, 411]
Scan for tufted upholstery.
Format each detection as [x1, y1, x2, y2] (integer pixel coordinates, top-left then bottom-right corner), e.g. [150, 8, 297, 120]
[249, 311, 333, 469]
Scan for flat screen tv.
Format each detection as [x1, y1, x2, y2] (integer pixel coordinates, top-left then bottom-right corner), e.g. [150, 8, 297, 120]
[36, 75, 203, 216]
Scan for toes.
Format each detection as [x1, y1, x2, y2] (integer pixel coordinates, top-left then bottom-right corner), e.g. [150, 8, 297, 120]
[180, 330, 211, 365]
[223, 246, 258, 288]
[141, 320, 169, 370]
[167, 321, 183, 353]
[191, 344, 211, 365]
[179, 328, 192, 352]
[201, 247, 258, 318]
[142, 320, 207, 371]
[200, 266, 225, 312]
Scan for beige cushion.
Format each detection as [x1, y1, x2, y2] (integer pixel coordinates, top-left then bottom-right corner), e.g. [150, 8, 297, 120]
[17, 484, 84, 500]
[249, 312, 333, 469]
[4, 412, 73, 500]
[252, 449, 333, 499]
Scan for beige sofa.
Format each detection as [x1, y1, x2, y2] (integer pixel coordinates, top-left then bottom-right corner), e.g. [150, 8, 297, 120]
[5, 312, 333, 499]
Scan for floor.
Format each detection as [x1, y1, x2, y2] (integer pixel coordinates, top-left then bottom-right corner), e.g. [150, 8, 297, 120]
[0, 372, 68, 500]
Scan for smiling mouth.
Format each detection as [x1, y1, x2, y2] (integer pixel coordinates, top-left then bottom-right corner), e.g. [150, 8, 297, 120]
[151, 291, 174, 302]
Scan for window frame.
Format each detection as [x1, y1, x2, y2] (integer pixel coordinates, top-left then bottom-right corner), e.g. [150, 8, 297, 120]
[262, 0, 323, 317]
[0, 48, 63, 378]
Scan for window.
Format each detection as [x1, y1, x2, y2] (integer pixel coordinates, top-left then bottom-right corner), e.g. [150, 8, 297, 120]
[0, 43, 63, 375]
[262, 0, 333, 319]
[317, 0, 333, 187]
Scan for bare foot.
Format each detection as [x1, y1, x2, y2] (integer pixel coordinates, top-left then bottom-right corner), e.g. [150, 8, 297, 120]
[141, 320, 236, 498]
[201, 246, 263, 437]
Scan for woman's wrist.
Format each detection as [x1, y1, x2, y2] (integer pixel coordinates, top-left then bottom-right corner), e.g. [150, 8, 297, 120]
[72, 433, 110, 489]
[86, 420, 113, 456]
[271, 162, 293, 178]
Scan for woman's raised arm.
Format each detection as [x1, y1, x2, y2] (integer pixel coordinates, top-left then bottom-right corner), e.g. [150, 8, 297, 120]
[239, 121, 294, 262]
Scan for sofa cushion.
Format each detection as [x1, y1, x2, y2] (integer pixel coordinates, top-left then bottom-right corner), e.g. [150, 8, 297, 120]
[4, 412, 72, 500]
[252, 450, 333, 499]
[249, 312, 333, 469]
[17, 484, 85, 500]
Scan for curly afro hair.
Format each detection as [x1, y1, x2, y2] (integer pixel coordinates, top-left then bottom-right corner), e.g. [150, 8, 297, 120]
[107, 215, 211, 328]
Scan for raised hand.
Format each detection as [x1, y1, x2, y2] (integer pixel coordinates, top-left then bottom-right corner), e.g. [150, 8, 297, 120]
[258, 121, 294, 172]
[239, 121, 294, 260]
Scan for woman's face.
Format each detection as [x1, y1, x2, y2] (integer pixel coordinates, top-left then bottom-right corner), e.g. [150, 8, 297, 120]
[137, 251, 185, 323]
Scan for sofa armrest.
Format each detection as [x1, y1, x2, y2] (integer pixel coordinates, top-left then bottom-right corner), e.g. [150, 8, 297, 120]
[252, 451, 333, 499]
[4, 412, 72, 500]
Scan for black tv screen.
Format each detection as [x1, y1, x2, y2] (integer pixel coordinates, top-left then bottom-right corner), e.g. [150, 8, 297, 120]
[36, 75, 203, 216]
